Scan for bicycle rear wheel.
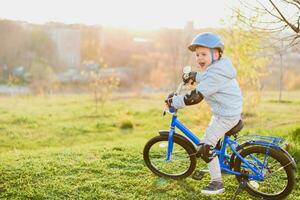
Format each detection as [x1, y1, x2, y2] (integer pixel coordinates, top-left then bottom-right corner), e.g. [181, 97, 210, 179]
[143, 135, 196, 179]
[234, 145, 295, 200]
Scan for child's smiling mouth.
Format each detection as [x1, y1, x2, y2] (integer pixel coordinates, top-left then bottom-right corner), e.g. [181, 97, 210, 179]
[198, 62, 206, 67]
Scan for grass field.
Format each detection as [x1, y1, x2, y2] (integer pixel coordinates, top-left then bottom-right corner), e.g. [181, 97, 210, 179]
[0, 91, 299, 199]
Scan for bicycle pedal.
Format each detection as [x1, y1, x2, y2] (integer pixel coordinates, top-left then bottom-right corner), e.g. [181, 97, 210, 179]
[192, 170, 206, 180]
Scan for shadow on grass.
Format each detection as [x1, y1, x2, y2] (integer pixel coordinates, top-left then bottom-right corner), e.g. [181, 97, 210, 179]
[149, 177, 234, 200]
[289, 128, 300, 166]
[241, 112, 256, 118]
[268, 100, 292, 104]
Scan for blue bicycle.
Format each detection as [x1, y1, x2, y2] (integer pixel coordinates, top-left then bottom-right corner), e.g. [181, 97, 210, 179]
[143, 82, 297, 200]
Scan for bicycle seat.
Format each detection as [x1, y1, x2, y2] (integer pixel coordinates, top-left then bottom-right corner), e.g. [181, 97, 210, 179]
[225, 120, 244, 137]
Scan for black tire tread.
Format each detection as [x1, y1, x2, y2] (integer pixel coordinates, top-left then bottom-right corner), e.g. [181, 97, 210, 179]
[234, 145, 295, 200]
[143, 135, 197, 179]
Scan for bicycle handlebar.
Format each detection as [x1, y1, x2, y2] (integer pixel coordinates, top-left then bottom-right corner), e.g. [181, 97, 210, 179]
[163, 81, 186, 116]
[163, 65, 192, 116]
[175, 82, 185, 95]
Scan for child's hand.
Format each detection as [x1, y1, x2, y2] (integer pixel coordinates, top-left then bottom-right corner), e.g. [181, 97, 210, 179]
[165, 92, 174, 107]
[182, 72, 197, 84]
[165, 93, 186, 110]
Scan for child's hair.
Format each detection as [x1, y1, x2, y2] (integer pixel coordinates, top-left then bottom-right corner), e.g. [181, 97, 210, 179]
[216, 48, 222, 59]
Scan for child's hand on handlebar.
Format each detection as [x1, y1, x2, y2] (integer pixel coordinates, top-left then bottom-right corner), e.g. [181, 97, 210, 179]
[182, 72, 197, 85]
[165, 92, 174, 107]
[165, 91, 185, 110]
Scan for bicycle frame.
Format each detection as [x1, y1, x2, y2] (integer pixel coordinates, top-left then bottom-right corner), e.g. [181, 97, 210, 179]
[167, 113, 265, 181]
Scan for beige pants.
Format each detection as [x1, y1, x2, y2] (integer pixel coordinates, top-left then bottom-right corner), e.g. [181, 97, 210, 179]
[202, 115, 240, 182]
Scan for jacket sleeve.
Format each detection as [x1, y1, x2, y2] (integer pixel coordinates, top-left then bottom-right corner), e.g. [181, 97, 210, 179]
[196, 72, 223, 97]
[195, 72, 204, 83]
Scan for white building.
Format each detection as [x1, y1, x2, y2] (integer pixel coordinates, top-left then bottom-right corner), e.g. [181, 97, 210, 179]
[48, 27, 81, 68]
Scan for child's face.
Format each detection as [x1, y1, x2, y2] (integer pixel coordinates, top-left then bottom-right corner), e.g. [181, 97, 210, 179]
[195, 46, 219, 71]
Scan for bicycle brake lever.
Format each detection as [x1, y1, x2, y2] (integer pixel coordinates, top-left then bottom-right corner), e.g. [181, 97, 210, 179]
[163, 107, 167, 116]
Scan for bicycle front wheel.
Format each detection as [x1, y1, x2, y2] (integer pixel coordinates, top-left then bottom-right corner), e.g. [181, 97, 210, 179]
[143, 135, 197, 179]
[234, 145, 295, 200]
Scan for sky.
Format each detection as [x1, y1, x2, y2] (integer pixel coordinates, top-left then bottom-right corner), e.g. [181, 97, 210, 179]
[0, 0, 235, 29]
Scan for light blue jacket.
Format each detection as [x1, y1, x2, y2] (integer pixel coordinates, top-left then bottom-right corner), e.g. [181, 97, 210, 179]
[172, 57, 243, 118]
[195, 58, 243, 118]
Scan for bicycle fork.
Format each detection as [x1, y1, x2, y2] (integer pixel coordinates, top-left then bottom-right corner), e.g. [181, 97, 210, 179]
[166, 127, 175, 161]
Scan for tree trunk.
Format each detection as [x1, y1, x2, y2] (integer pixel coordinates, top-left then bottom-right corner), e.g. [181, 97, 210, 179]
[279, 52, 283, 102]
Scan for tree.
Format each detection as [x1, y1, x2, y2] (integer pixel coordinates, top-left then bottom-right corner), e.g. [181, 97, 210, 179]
[235, 0, 300, 47]
[232, 1, 300, 101]
[25, 27, 58, 69]
[219, 18, 269, 113]
[158, 28, 191, 88]
[80, 26, 102, 64]
[88, 70, 119, 112]
[29, 60, 57, 95]
[0, 20, 27, 68]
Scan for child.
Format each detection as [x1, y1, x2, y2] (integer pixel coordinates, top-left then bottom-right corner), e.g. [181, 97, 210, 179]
[166, 32, 243, 195]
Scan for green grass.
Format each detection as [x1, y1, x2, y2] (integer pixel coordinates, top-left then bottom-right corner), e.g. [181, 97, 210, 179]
[0, 91, 299, 199]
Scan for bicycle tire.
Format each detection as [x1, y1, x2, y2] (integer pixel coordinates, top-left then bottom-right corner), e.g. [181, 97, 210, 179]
[143, 135, 197, 179]
[234, 145, 295, 200]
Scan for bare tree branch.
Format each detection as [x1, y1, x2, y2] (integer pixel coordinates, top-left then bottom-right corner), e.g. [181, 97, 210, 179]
[269, 0, 299, 33]
[282, 0, 300, 10]
[294, 0, 300, 5]
[287, 34, 300, 46]
[236, 0, 300, 47]
[236, 12, 290, 32]
[238, 0, 271, 14]
[256, 0, 283, 21]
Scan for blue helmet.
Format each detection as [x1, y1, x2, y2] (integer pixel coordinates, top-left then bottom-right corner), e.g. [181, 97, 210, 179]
[188, 32, 224, 52]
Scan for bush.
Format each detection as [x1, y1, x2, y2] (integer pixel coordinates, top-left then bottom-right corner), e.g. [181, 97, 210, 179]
[291, 128, 300, 144]
[120, 120, 134, 130]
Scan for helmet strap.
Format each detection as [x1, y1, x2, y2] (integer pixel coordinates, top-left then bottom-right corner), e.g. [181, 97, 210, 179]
[210, 49, 215, 63]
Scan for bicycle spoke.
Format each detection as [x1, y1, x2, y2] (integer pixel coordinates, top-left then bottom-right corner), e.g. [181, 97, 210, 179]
[149, 142, 191, 176]
[242, 152, 289, 195]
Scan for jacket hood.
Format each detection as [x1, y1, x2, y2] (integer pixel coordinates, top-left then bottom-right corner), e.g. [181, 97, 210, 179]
[207, 58, 236, 79]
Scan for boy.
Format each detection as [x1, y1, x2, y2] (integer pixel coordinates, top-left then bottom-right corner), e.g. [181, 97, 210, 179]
[166, 32, 243, 195]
